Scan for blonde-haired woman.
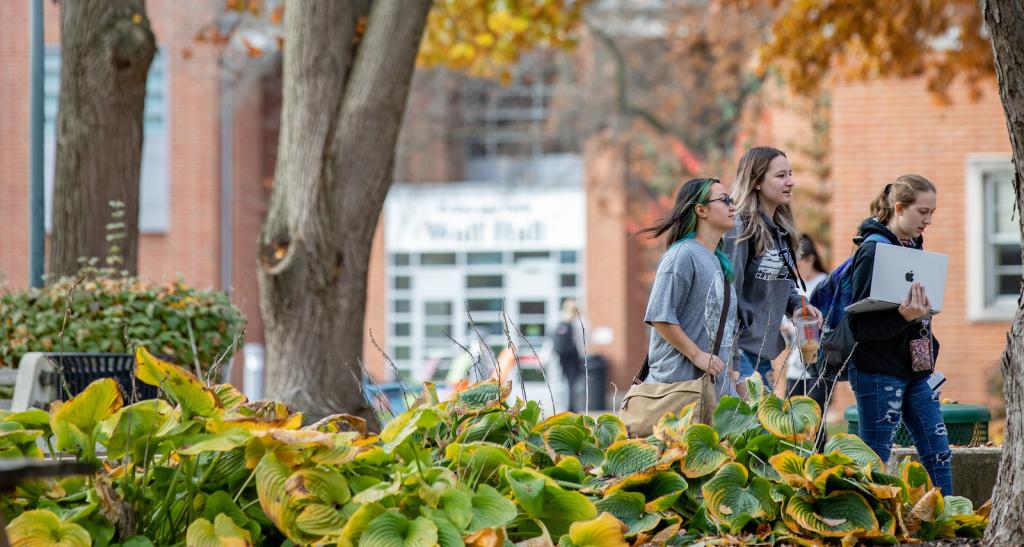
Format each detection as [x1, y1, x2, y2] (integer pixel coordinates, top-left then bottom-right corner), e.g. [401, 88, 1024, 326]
[724, 146, 821, 389]
[848, 175, 951, 494]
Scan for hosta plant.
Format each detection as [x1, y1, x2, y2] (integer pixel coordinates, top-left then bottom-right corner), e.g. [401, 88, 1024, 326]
[1, 353, 990, 545]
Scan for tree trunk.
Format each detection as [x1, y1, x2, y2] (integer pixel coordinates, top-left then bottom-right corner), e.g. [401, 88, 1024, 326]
[50, 0, 155, 278]
[981, 0, 1024, 544]
[257, 0, 431, 426]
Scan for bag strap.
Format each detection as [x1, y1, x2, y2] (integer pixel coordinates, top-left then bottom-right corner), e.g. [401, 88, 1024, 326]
[633, 277, 732, 385]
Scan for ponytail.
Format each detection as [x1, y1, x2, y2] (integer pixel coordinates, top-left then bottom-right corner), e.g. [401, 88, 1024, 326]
[870, 175, 937, 224]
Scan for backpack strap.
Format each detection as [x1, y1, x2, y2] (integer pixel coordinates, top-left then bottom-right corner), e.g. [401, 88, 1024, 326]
[634, 278, 731, 385]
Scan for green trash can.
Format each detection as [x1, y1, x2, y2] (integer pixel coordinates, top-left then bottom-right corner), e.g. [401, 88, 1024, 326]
[845, 403, 991, 446]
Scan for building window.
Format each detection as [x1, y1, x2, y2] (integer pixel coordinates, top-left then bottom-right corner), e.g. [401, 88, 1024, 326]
[467, 274, 503, 289]
[421, 252, 457, 266]
[43, 47, 169, 232]
[967, 157, 1019, 320]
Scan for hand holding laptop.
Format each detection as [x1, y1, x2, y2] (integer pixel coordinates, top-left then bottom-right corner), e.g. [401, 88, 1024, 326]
[898, 282, 932, 322]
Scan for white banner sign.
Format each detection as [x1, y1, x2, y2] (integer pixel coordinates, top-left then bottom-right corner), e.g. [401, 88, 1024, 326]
[385, 184, 585, 252]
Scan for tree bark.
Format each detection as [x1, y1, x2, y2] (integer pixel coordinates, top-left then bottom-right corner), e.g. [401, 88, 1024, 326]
[980, 0, 1024, 544]
[50, 0, 156, 278]
[258, 0, 431, 426]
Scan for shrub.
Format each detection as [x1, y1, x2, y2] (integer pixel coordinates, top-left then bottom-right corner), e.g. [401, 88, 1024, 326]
[0, 268, 244, 375]
[0, 355, 992, 546]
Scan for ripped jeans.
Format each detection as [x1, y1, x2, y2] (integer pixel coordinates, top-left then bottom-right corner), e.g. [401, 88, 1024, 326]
[849, 367, 953, 495]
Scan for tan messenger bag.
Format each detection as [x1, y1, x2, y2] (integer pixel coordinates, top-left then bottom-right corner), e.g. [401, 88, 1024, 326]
[619, 277, 730, 437]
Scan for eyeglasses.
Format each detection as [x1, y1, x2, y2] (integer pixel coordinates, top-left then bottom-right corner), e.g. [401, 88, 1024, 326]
[702, 195, 735, 206]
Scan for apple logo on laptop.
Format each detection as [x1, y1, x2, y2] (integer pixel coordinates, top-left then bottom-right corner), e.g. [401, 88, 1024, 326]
[905, 271, 915, 282]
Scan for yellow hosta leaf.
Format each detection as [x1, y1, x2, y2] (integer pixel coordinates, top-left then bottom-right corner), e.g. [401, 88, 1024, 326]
[136, 347, 220, 418]
[6, 509, 91, 546]
[562, 512, 628, 547]
[50, 378, 123, 459]
[185, 513, 253, 547]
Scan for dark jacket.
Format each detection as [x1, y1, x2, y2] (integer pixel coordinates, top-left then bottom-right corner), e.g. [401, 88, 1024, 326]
[848, 218, 939, 380]
[724, 214, 804, 361]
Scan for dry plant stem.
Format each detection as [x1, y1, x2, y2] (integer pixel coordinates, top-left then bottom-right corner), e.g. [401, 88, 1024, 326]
[577, 313, 590, 414]
[368, 328, 410, 403]
[206, 321, 247, 386]
[465, 310, 500, 372]
[445, 330, 485, 385]
[509, 321, 557, 415]
[500, 309, 529, 403]
[54, 272, 88, 400]
[186, 318, 203, 379]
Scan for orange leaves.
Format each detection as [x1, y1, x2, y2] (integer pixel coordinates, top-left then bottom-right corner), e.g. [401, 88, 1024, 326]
[418, 0, 588, 79]
[742, 0, 995, 98]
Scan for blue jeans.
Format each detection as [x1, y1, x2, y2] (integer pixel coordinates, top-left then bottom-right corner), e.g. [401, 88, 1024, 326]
[848, 367, 953, 495]
[738, 350, 774, 387]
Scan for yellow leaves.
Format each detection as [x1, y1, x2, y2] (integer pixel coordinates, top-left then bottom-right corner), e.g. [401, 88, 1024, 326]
[418, 1, 587, 79]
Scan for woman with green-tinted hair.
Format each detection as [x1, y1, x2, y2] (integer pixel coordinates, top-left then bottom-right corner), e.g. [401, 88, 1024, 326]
[636, 177, 744, 399]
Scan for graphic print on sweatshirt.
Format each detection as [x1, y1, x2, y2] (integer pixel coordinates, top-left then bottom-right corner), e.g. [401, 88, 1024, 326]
[754, 247, 794, 282]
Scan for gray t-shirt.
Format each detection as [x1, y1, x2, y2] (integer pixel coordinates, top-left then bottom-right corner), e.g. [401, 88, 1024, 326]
[643, 239, 738, 398]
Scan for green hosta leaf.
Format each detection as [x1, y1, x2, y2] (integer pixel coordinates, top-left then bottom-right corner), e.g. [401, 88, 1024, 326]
[680, 424, 733, 478]
[352, 476, 402, 505]
[213, 383, 248, 410]
[865, 471, 908, 503]
[254, 453, 302, 543]
[438, 489, 473, 530]
[786, 491, 879, 538]
[756, 394, 821, 442]
[701, 463, 777, 533]
[803, 454, 845, 495]
[415, 467, 457, 508]
[456, 412, 512, 444]
[602, 439, 660, 478]
[4, 408, 53, 436]
[900, 458, 933, 505]
[100, 398, 177, 461]
[543, 456, 586, 486]
[446, 442, 516, 483]
[942, 495, 974, 517]
[361, 512, 438, 547]
[506, 468, 597, 537]
[339, 502, 385, 545]
[50, 378, 123, 460]
[455, 381, 507, 413]
[136, 347, 220, 418]
[593, 415, 627, 448]
[293, 503, 345, 537]
[712, 396, 761, 441]
[176, 428, 253, 455]
[420, 510, 463, 547]
[5, 509, 91, 546]
[557, 512, 628, 547]
[545, 425, 604, 468]
[594, 491, 660, 537]
[379, 407, 442, 454]
[202, 491, 260, 541]
[506, 468, 547, 516]
[609, 470, 687, 512]
[872, 501, 898, 537]
[285, 468, 350, 507]
[185, 514, 253, 546]
[824, 433, 884, 472]
[652, 402, 697, 443]
[468, 484, 517, 532]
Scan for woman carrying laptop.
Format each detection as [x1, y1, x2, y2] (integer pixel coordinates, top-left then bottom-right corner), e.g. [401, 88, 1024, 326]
[848, 175, 951, 495]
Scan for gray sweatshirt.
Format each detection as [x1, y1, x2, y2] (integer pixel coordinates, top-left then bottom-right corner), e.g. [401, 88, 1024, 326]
[723, 214, 804, 362]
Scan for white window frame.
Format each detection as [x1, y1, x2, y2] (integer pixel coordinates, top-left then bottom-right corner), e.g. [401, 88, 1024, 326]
[966, 154, 1018, 321]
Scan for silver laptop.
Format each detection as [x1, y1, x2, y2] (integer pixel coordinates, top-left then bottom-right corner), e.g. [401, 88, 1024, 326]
[845, 244, 948, 314]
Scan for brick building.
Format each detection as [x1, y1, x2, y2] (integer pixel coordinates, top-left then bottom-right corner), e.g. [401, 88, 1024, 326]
[0, 2, 1014, 416]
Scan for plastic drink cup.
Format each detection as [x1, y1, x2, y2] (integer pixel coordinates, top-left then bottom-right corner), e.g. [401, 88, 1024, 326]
[793, 315, 820, 364]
